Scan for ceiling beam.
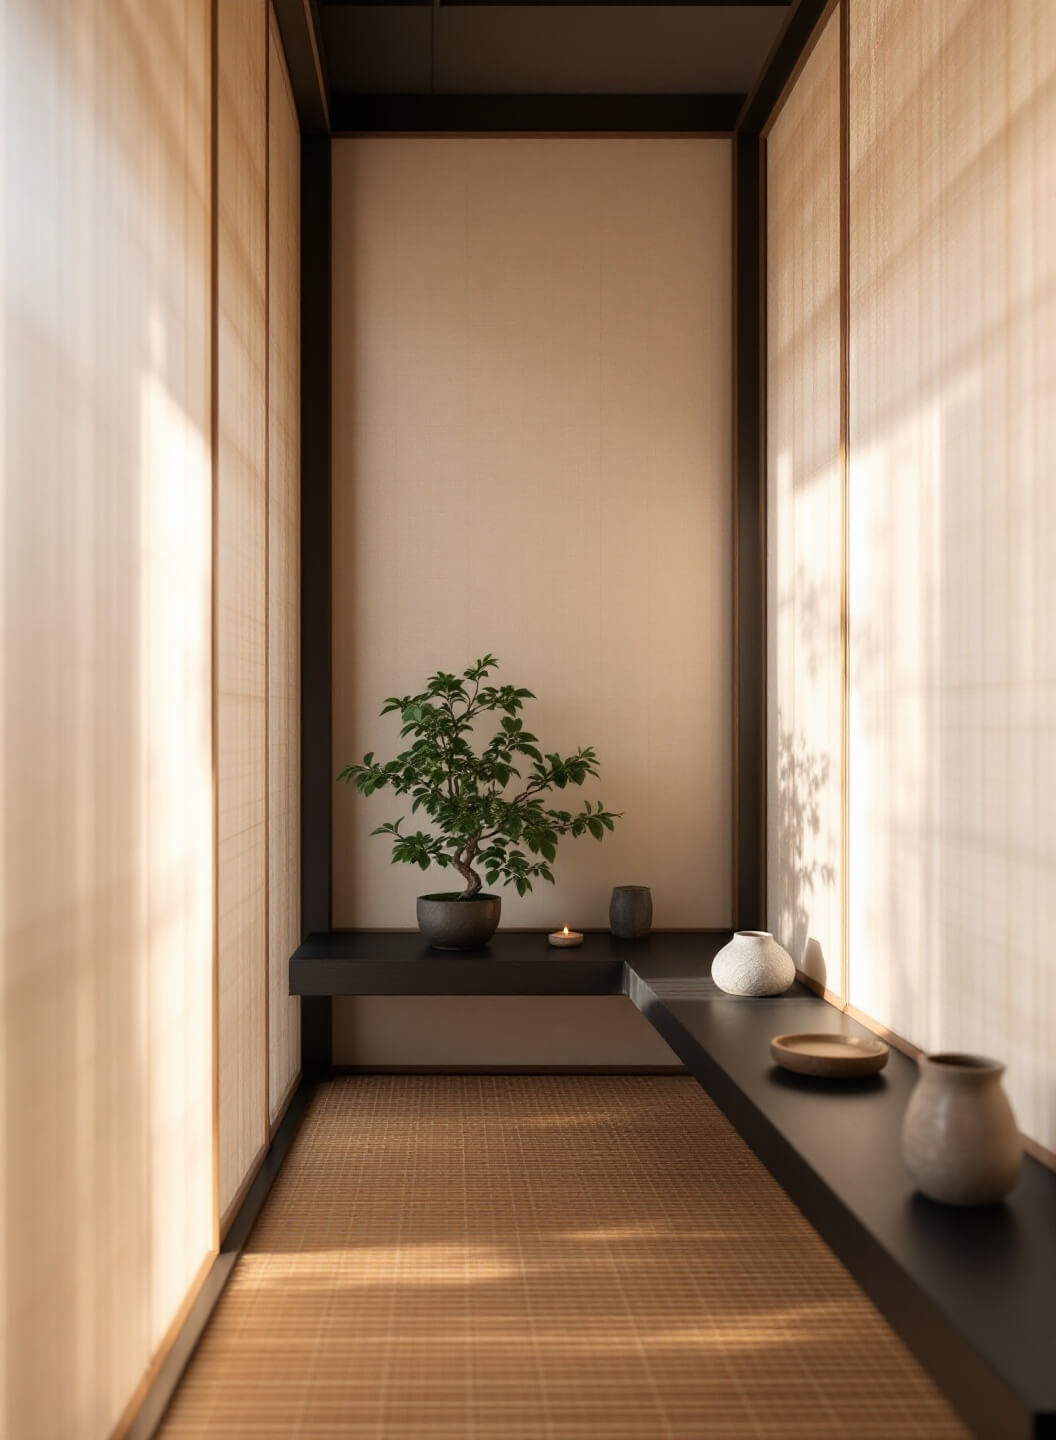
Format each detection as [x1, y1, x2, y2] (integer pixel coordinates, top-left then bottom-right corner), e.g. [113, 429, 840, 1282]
[736, 0, 832, 133]
[331, 91, 745, 131]
[273, 0, 333, 134]
[320, 2, 790, 8]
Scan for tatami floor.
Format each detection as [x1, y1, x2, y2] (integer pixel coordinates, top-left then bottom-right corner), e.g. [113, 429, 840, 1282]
[161, 1076, 966, 1438]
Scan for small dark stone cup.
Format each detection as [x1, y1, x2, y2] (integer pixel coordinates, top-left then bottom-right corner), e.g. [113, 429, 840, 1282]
[609, 885, 652, 939]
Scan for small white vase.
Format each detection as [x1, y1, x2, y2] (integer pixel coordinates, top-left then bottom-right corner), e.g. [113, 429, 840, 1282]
[711, 931, 795, 996]
[901, 1053, 1022, 1206]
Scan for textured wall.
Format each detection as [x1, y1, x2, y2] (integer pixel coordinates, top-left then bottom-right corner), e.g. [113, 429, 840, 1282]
[217, 0, 269, 1224]
[0, 1, 213, 1433]
[847, 0, 1056, 1151]
[331, 137, 733, 934]
[267, 16, 302, 1125]
[332, 998, 680, 1068]
[765, 9, 844, 996]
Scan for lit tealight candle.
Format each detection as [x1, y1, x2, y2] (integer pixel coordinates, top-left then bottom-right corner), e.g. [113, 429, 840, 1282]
[548, 925, 584, 948]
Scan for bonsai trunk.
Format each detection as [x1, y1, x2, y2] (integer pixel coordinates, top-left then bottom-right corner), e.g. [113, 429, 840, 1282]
[451, 841, 482, 900]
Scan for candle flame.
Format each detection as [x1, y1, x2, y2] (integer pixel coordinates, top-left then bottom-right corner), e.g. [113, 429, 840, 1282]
[562, 926, 569, 935]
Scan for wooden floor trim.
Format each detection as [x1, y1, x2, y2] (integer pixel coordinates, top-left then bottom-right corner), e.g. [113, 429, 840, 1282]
[111, 1252, 215, 1440]
[218, 1138, 270, 1243]
[121, 1076, 313, 1440]
[269, 1065, 303, 1139]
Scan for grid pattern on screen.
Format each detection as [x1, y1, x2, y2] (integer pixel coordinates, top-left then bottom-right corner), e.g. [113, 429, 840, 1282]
[161, 1075, 966, 1438]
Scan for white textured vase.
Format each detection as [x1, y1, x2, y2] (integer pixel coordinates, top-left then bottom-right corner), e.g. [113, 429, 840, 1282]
[711, 931, 796, 997]
[901, 1053, 1022, 1206]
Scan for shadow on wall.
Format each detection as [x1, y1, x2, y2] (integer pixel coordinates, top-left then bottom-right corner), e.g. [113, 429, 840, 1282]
[772, 720, 835, 988]
[844, 0, 1056, 1158]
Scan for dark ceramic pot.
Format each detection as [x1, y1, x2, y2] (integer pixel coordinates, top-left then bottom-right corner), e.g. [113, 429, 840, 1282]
[609, 885, 652, 939]
[416, 893, 501, 950]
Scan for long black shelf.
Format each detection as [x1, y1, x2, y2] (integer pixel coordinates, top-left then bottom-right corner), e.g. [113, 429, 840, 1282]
[288, 929, 1056, 1439]
[626, 966, 1056, 1440]
[290, 927, 631, 995]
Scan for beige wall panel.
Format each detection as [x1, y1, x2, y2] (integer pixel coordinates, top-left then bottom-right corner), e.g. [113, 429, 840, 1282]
[332, 138, 733, 932]
[848, 0, 1056, 1150]
[333, 997, 679, 1067]
[267, 22, 302, 1123]
[217, 0, 269, 1220]
[0, 0, 213, 1434]
[765, 11, 843, 994]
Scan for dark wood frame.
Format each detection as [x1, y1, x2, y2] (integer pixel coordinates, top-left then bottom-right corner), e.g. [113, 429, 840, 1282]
[300, 134, 333, 936]
[301, 86, 763, 949]
[272, 0, 331, 134]
[320, 1, 791, 7]
[732, 0, 839, 930]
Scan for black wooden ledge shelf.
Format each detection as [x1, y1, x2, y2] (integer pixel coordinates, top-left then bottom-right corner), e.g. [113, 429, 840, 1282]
[289, 930, 1056, 1439]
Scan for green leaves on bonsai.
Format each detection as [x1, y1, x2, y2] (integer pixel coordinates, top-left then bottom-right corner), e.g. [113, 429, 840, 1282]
[338, 654, 621, 900]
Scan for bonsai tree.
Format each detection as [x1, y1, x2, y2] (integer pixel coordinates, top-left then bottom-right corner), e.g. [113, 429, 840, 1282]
[338, 654, 620, 899]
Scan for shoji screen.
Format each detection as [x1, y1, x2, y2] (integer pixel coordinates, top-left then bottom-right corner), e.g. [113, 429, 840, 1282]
[848, 0, 1056, 1150]
[267, 19, 302, 1123]
[216, 0, 269, 1222]
[765, 10, 844, 995]
[0, 1, 213, 1435]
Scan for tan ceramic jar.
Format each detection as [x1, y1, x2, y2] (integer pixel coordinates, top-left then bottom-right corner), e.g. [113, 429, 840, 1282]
[901, 1053, 1022, 1206]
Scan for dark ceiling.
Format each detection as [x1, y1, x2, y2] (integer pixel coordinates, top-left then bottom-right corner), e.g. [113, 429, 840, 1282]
[314, 2, 792, 103]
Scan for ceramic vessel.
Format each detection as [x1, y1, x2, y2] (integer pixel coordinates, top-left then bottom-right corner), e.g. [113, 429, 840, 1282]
[711, 930, 795, 996]
[609, 886, 652, 939]
[901, 1053, 1022, 1206]
[416, 893, 501, 950]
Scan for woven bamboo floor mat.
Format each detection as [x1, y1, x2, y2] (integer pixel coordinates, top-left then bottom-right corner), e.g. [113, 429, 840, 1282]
[160, 1075, 966, 1438]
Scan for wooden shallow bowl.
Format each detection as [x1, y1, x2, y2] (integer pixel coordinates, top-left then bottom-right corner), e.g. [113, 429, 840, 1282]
[770, 1032, 890, 1078]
